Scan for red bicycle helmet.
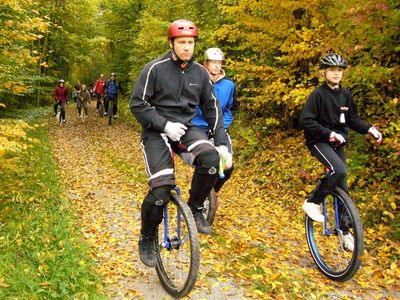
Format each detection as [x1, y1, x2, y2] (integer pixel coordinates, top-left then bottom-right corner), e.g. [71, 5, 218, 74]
[168, 20, 198, 41]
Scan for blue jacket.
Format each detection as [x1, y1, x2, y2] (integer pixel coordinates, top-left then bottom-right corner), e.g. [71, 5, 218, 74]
[192, 71, 237, 130]
[104, 79, 123, 96]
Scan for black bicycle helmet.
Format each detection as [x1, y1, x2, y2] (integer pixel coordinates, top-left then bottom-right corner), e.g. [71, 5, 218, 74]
[320, 53, 348, 69]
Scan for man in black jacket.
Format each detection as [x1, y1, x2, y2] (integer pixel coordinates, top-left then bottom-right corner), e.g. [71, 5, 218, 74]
[130, 20, 230, 267]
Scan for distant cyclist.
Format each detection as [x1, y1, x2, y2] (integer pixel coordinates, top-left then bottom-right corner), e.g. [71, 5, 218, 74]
[103, 72, 124, 118]
[93, 73, 106, 113]
[191, 47, 238, 198]
[53, 79, 69, 123]
[299, 53, 382, 250]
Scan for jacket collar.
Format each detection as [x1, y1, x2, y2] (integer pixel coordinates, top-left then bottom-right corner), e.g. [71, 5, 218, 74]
[169, 52, 195, 70]
[208, 69, 225, 83]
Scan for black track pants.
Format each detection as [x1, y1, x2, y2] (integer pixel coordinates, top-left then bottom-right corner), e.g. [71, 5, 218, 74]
[308, 142, 348, 204]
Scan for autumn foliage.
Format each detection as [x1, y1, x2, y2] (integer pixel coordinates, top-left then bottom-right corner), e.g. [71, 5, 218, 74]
[0, 0, 399, 297]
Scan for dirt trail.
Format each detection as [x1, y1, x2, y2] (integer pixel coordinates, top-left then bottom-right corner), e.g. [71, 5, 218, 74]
[49, 103, 247, 299]
[49, 103, 398, 299]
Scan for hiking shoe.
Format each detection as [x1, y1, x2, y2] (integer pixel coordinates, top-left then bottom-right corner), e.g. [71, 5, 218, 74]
[113, 115, 117, 119]
[191, 207, 212, 234]
[302, 200, 324, 223]
[138, 234, 157, 267]
[104, 112, 108, 116]
[342, 233, 354, 252]
[53, 112, 56, 117]
[63, 119, 66, 123]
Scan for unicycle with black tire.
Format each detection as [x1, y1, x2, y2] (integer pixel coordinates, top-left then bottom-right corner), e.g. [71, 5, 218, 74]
[156, 187, 200, 298]
[107, 97, 113, 125]
[98, 96, 104, 117]
[305, 186, 364, 281]
[202, 188, 217, 225]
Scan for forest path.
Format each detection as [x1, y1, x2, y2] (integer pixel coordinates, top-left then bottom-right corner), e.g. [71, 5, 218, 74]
[49, 102, 398, 299]
[49, 102, 246, 299]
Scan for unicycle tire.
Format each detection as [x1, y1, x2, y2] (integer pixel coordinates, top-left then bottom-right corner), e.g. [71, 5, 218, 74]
[98, 103, 104, 117]
[57, 111, 62, 126]
[156, 192, 200, 298]
[202, 188, 217, 225]
[108, 102, 113, 125]
[305, 187, 364, 281]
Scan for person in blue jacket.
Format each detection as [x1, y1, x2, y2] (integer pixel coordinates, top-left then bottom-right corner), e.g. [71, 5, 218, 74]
[192, 47, 238, 198]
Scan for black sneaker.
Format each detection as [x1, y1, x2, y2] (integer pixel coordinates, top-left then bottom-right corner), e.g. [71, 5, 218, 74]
[191, 207, 212, 235]
[138, 234, 157, 267]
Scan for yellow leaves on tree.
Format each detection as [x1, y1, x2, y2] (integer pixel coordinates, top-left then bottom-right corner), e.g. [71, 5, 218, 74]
[0, 0, 50, 98]
[0, 120, 39, 169]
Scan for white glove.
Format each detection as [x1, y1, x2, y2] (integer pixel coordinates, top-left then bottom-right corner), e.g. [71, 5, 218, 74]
[368, 127, 383, 144]
[164, 121, 187, 141]
[329, 131, 346, 145]
[215, 145, 233, 170]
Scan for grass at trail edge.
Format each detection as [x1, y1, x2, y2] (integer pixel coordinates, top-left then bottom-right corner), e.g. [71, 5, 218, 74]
[0, 107, 105, 299]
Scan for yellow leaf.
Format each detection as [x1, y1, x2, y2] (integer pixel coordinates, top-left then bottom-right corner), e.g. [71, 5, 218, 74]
[0, 277, 9, 288]
[390, 262, 397, 271]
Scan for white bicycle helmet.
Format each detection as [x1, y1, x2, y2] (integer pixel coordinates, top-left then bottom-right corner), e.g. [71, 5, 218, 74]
[320, 53, 348, 69]
[205, 48, 225, 61]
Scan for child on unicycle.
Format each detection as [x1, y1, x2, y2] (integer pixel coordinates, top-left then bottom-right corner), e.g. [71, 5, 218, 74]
[299, 53, 382, 251]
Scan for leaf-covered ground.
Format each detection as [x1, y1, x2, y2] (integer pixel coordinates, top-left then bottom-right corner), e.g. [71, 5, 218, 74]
[49, 103, 399, 299]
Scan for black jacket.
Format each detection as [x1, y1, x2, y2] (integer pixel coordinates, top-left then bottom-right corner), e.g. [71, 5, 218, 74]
[300, 83, 371, 146]
[130, 52, 226, 145]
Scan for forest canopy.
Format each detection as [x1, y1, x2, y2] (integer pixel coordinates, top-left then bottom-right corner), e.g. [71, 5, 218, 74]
[0, 0, 399, 160]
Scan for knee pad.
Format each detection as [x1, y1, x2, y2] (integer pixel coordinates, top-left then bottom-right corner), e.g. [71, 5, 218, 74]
[144, 185, 173, 206]
[195, 149, 219, 175]
[141, 200, 164, 236]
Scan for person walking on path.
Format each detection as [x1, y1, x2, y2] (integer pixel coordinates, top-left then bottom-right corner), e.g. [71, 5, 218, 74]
[77, 84, 91, 118]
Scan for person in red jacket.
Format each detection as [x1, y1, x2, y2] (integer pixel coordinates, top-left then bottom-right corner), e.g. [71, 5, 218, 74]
[53, 79, 69, 122]
[93, 73, 106, 113]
